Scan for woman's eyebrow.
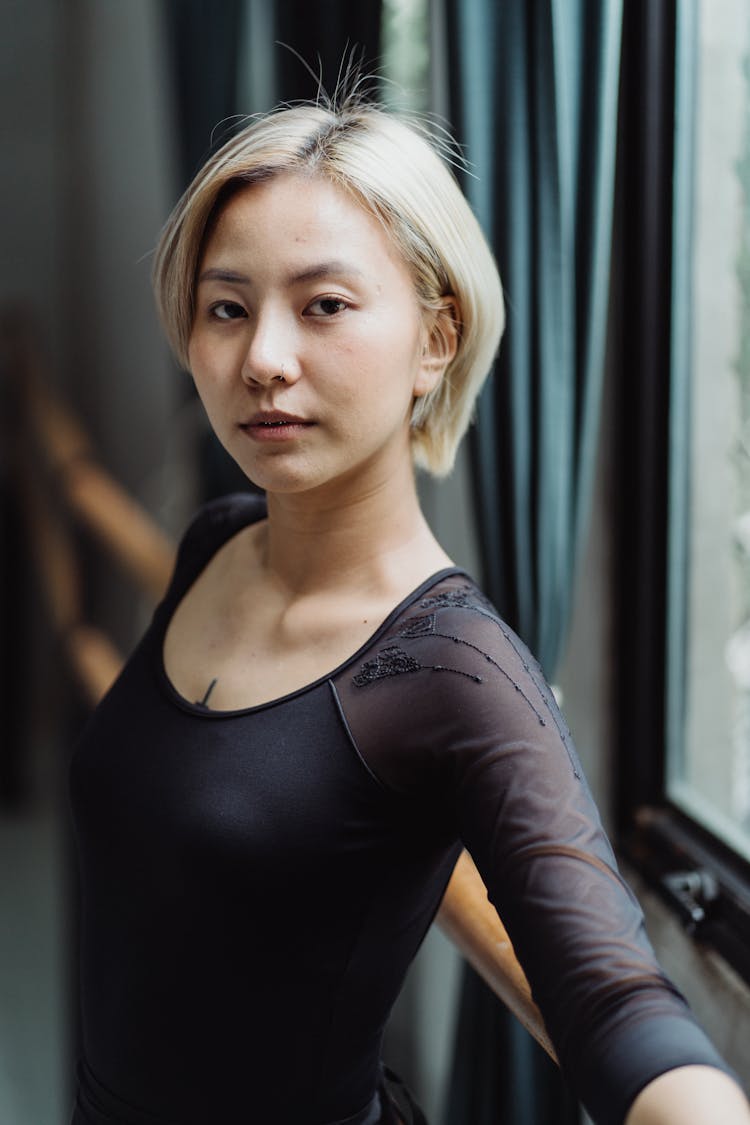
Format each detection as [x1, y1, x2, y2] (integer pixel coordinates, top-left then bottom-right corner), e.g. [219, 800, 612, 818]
[287, 261, 365, 285]
[197, 267, 250, 285]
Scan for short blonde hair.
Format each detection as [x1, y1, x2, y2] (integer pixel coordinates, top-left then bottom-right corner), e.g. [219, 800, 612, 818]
[152, 99, 504, 476]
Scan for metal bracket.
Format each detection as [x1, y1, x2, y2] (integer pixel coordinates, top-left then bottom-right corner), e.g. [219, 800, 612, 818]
[660, 869, 719, 934]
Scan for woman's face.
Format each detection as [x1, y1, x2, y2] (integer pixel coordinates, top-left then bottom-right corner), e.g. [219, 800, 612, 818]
[188, 173, 442, 500]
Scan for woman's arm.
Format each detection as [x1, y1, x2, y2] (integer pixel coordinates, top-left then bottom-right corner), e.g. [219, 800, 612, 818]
[335, 579, 741, 1121]
[625, 1066, 750, 1124]
[439, 856, 750, 1125]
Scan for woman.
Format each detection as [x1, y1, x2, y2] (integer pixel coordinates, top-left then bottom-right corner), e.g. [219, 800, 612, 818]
[69, 97, 750, 1125]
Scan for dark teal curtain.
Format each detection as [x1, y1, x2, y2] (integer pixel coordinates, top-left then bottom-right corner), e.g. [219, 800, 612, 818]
[165, 0, 245, 185]
[443, 1, 623, 1122]
[165, 0, 382, 185]
[274, 1, 382, 100]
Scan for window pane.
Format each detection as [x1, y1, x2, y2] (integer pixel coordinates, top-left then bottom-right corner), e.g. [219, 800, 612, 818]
[668, 0, 750, 861]
[380, 0, 429, 112]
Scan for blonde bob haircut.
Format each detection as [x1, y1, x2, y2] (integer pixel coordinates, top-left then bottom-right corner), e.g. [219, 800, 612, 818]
[153, 97, 505, 476]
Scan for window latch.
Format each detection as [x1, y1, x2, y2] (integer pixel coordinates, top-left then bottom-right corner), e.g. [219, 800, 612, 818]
[660, 869, 719, 934]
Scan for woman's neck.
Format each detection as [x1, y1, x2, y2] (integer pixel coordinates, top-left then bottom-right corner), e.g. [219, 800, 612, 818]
[259, 465, 452, 600]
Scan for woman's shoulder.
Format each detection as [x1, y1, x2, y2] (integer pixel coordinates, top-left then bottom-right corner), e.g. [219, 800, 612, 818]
[175, 490, 265, 559]
[166, 491, 267, 603]
[179, 490, 266, 542]
[346, 569, 543, 705]
[331, 568, 578, 793]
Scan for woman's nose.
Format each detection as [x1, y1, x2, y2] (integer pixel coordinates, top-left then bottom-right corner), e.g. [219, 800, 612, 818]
[240, 311, 300, 387]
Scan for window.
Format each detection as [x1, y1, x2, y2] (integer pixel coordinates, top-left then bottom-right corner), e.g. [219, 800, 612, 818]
[380, 0, 429, 113]
[667, 0, 750, 865]
[616, 0, 750, 983]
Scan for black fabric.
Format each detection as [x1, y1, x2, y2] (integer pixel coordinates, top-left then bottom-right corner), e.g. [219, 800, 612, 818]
[71, 1064, 421, 1125]
[71, 1058, 389, 1125]
[69, 493, 732, 1125]
[381, 1066, 428, 1125]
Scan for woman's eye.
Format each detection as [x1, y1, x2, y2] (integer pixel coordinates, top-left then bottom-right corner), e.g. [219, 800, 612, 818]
[210, 301, 246, 321]
[305, 296, 349, 317]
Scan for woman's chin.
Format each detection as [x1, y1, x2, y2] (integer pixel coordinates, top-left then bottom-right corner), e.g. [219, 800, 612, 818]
[233, 457, 329, 497]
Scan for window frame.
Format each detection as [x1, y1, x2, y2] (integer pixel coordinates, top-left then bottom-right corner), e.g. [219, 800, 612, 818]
[614, 0, 750, 986]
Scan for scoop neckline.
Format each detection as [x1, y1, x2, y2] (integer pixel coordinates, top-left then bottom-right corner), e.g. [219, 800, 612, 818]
[155, 565, 470, 719]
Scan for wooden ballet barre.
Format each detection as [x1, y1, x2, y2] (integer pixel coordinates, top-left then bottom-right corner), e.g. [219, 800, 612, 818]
[5, 318, 174, 603]
[27, 369, 174, 603]
[437, 851, 557, 1061]
[12, 399, 125, 708]
[4, 314, 556, 1064]
[3, 312, 156, 704]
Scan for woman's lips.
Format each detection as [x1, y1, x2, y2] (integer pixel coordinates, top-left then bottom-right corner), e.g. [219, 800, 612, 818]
[240, 411, 314, 442]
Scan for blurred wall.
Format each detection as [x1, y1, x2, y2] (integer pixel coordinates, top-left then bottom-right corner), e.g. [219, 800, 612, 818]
[1, 3, 185, 1122]
[1, 5, 71, 1112]
[1, 0, 67, 358]
[2, 0, 182, 514]
[62, 1, 180, 509]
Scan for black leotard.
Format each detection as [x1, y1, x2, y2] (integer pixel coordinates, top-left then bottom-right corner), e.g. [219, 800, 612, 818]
[69, 492, 730, 1125]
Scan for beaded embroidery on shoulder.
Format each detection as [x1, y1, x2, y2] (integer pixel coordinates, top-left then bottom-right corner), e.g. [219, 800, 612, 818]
[349, 577, 580, 777]
[417, 583, 494, 613]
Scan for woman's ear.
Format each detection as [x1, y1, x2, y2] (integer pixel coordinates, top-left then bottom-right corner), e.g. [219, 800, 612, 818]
[414, 298, 460, 398]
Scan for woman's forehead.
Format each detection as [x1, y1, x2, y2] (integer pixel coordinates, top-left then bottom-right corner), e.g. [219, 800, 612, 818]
[201, 172, 411, 280]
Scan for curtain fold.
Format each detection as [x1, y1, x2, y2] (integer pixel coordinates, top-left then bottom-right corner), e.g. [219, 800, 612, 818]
[447, 0, 622, 674]
[443, 1, 623, 1121]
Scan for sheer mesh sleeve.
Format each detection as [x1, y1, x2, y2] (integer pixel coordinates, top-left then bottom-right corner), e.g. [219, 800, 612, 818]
[332, 572, 732, 1125]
